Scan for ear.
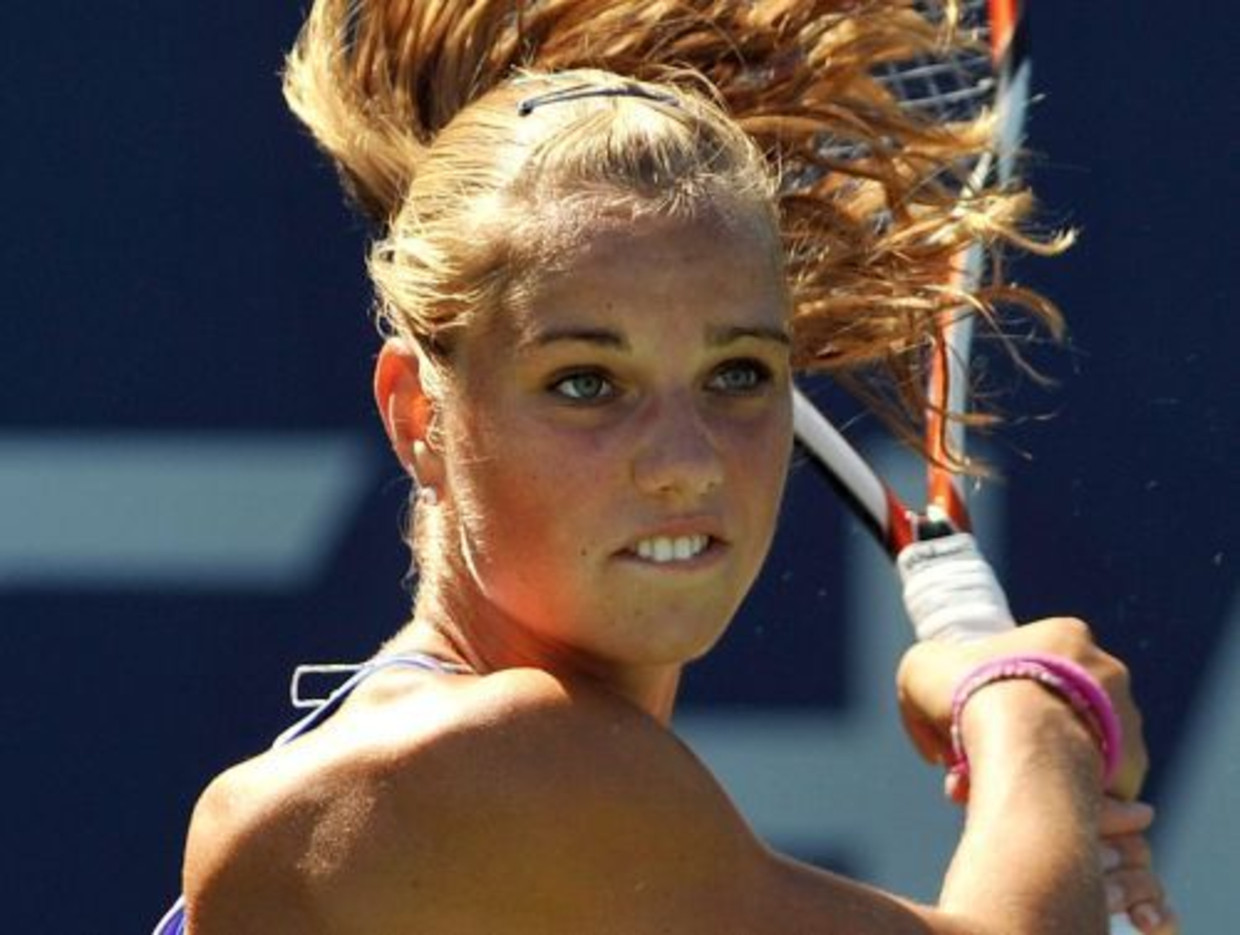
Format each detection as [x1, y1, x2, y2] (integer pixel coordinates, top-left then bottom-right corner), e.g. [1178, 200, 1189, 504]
[373, 339, 444, 487]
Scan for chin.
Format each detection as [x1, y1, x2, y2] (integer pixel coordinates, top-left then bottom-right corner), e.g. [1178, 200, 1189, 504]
[629, 609, 736, 666]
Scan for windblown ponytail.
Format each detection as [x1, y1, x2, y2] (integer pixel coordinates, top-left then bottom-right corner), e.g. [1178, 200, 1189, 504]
[283, 0, 531, 223]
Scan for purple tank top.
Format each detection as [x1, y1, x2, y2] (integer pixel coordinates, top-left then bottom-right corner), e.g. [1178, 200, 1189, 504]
[151, 653, 463, 935]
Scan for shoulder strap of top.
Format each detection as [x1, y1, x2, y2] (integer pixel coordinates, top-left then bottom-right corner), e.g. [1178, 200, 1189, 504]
[274, 652, 467, 748]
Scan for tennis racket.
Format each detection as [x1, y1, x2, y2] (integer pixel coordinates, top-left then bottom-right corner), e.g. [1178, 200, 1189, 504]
[789, 3, 1141, 932]
[794, 0, 1028, 644]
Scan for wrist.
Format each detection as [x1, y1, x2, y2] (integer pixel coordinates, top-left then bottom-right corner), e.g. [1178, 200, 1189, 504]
[958, 680, 1104, 789]
[948, 653, 1122, 790]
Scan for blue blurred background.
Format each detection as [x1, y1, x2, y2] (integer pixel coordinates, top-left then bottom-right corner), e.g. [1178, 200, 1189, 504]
[3, 4, 1235, 932]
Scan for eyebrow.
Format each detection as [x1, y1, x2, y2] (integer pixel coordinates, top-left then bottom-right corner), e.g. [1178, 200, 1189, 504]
[519, 327, 629, 352]
[518, 323, 791, 352]
[707, 324, 791, 348]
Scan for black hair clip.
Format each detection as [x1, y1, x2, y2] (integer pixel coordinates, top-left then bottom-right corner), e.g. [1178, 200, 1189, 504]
[516, 82, 680, 117]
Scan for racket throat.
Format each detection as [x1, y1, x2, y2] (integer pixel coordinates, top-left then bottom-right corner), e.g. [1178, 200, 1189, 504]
[888, 496, 973, 555]
[916, 502, 968, 542]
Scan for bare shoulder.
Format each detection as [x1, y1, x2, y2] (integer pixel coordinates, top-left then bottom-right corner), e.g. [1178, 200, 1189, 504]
[338, 668, 767, 931]
[183, 667, 944, 935]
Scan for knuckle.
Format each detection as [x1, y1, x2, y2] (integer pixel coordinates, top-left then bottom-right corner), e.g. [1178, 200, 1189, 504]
[1028, 615, 1096, 656]
[1055, 615, 1094, 642]
[1108, 655, 1133, 685]
[1100, 660, 1133, 706]
[1065, 615, 1092, 636]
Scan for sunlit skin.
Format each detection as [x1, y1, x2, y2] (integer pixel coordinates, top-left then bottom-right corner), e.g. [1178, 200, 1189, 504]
[379, 210, 794, 720]
[183, 209, 1174, 935]
[173, 6, 1178, 925]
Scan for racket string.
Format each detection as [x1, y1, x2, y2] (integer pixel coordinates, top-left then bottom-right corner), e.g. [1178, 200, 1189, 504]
[816, 1, 997, 174]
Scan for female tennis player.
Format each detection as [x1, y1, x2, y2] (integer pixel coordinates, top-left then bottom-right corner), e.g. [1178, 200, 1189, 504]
[156, 2, 1175, 933]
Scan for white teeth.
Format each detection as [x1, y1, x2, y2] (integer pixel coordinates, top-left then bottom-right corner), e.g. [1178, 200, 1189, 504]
[634, 535, 709, 563]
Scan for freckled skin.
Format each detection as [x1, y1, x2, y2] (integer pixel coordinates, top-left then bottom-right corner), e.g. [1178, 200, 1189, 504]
[420, 212, 795, 708]
[182, 214, 1165, 935]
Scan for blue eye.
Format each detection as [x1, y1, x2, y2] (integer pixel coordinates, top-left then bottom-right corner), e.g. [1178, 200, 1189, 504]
[551, 371, 616, 402]
[709, 360, 771, 394]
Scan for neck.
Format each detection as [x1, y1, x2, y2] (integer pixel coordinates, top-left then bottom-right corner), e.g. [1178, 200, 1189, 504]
[386, 586, 684, 725]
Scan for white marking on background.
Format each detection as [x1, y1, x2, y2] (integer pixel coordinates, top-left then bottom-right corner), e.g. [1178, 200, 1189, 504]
[0, 433, 375, 590]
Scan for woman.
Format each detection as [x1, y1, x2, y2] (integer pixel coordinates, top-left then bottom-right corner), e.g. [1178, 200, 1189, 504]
[156, 1, 1175, 932]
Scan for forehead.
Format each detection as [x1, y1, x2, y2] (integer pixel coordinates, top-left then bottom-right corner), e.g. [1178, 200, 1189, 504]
[505, 211, 789, 341]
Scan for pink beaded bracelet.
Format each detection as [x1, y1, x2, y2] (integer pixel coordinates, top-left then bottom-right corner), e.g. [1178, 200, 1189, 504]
[948, 653, 1123, 787]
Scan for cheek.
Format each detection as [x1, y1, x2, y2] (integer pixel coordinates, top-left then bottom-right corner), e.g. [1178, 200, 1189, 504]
[446, 436, 621, 629]
[449, 423, 612, 566]
[727, 406, 792, 490]
[726, 410, 793, 551]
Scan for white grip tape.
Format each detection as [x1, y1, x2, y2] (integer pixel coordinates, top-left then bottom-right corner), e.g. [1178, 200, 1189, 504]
[897, 532, 1015, 643]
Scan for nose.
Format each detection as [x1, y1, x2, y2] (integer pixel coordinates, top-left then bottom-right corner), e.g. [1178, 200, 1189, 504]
[631, 393, 724, 501]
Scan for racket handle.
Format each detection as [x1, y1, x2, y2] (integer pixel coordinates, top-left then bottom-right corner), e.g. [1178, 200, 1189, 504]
[897, 532, 1015, 641]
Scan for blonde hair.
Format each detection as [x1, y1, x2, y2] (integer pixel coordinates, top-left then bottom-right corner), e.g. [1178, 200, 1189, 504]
[282, 0, 1066, 561]
[285, 0, 1065, 415]
[285, 25, 780, 354]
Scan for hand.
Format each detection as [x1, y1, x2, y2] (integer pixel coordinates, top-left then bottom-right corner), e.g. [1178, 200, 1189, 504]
[1100, 798, 1178, 934]
[895, 617, 1149, 800]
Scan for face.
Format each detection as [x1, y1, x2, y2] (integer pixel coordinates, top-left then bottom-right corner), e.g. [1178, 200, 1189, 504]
[432, 210, 793, 685]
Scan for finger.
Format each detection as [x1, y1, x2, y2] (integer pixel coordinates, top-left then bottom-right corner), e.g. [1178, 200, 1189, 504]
[1096, 659, 1149, 800]
[1099, 797, 1155, 836]
[1098, 831, 1176, 933]
[900, 706, 949, 765]
[896, 639, 963, 726]
[943, 767, 969, 805]
[1105, 867, 1165, 915]
[1109, 749, 1148, 802]
[1100, 833, 1152, 875]
[1127, 900, 1179, 935]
